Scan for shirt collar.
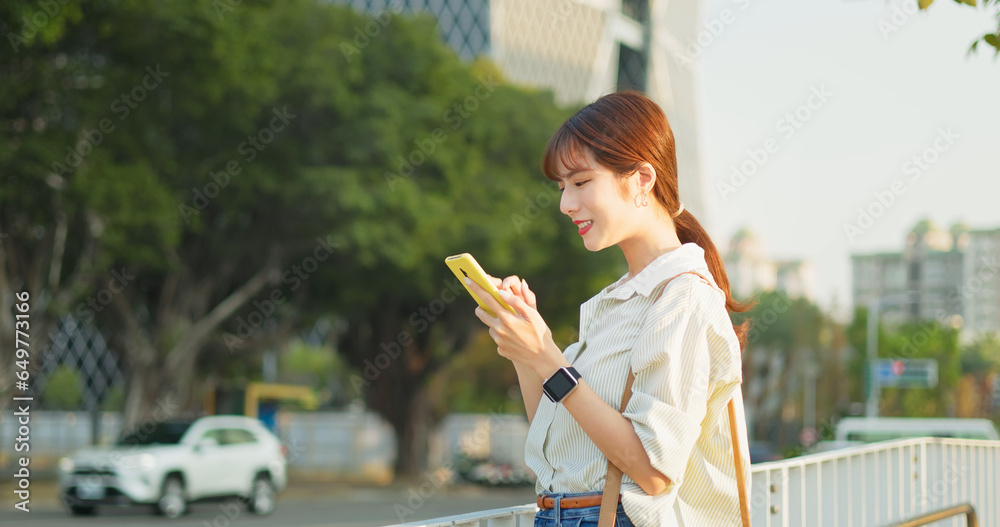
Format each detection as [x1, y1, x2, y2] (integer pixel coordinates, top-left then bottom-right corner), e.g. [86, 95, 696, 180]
[602, 243, 714, 300]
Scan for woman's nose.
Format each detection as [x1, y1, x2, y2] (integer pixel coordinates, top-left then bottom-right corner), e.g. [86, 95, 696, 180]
[559, 191, 577, 216]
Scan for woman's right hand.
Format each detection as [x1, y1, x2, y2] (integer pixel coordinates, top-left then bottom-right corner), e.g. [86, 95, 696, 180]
[487, 274, 537, 310]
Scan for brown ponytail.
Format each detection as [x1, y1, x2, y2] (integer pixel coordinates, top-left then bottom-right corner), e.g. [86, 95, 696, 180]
[542, 90, 756, 351]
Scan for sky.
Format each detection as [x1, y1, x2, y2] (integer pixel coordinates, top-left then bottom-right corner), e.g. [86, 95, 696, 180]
[694, 0, 1000, 320]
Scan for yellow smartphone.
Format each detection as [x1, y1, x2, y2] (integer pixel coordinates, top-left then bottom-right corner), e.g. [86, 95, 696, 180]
[444, 253, 516, 317]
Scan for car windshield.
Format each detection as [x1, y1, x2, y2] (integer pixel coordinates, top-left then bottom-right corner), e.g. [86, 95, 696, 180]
[117, 421, 192, 445]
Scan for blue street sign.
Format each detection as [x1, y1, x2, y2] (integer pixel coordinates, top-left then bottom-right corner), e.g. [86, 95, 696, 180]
[873, 359, 938, 388]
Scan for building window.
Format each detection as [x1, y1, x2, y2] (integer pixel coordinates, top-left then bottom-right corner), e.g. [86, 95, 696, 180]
[617, 43, 647, 92]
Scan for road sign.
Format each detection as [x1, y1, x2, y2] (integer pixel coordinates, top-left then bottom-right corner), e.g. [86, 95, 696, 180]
[874, 359, 938, 388]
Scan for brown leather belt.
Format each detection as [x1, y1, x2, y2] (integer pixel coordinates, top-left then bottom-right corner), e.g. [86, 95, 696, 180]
[536, 494, 621, 510]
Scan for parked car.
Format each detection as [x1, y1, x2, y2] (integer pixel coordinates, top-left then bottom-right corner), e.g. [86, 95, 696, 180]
[58, 415, 288, 518]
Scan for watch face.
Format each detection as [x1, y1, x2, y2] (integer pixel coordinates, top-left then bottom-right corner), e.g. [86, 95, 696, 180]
[544, 368, 579, 401]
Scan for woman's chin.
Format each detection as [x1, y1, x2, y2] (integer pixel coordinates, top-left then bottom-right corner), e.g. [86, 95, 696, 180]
[582, 237, 606, 252]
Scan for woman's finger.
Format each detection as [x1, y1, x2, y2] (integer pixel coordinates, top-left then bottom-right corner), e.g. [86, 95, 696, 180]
[496, 288, 536, 323]
[502, 275, 522, 297]
[473, 306, 487, 323]
[466, 278, 504, 318]
[522, 279, 537, 308]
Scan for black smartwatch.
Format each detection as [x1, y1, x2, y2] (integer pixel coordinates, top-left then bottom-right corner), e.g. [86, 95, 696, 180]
[542, 366, 582, 403]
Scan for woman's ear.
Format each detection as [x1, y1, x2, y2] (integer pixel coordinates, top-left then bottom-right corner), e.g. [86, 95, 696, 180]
[635, 162, 657, 194]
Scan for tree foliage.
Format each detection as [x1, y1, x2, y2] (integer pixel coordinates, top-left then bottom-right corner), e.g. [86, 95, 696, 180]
[1, 0, 613, 478]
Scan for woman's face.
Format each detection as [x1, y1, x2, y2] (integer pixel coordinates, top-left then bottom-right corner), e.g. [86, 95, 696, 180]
[556, 149, 640, 252]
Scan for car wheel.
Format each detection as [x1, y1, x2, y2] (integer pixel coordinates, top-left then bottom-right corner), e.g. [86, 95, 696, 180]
[156, 476, 187, 518]
[247, 475, 276, 515]
[68, 504, 96, 516]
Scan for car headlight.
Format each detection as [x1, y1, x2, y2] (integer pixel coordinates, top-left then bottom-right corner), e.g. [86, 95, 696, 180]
[58, 457, 74, 473]
[120, 453, 157, 471]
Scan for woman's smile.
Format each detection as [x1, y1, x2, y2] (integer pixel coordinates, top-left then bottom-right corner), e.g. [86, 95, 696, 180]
[576, 219, 594, 235]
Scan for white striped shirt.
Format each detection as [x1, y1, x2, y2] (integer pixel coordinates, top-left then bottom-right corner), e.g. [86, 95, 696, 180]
[525, 243, 751, 527]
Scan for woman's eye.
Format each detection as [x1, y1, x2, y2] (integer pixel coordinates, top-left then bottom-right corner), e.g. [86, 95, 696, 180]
[557, 180, 587, 192]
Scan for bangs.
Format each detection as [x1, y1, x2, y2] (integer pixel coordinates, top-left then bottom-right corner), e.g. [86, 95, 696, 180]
[542, 124, 593, 182]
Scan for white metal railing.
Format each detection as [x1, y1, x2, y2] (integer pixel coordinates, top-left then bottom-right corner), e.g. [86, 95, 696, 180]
[387, 437, 1000, 527]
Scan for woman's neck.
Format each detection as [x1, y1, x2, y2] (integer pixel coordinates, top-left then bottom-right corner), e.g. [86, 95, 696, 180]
[618, 222, 683, 280]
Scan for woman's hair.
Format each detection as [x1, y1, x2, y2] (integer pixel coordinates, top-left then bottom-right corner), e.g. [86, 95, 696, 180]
[542, 90, 755, 351]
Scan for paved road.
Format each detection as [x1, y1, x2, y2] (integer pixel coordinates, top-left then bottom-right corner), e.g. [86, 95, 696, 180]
[0, 482, 538, 527]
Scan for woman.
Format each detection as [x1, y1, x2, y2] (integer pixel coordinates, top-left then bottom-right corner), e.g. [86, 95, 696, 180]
[465, 90, 753, 526]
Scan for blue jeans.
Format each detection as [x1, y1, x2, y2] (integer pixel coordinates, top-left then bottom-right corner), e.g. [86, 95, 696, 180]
[534, 491, 635, 527]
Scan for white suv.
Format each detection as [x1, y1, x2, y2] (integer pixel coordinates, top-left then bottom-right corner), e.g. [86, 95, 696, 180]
[58, 415, 288, 518]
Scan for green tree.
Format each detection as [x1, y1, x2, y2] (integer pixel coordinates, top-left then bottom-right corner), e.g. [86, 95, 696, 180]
[1, 0, 610, 478]
[41, 364, 83, 410]
[960, 333, 1000, 420]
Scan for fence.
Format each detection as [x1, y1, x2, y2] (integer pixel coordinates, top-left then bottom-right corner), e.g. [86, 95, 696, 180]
[388, 437, 1000, 527]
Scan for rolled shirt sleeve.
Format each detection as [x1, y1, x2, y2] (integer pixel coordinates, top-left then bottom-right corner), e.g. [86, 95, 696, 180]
[623, 302, 714, 494]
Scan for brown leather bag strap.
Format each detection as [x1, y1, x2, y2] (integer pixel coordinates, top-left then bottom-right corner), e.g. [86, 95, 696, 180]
[598, 368, 635, 527]
[729, 398, 751, 526]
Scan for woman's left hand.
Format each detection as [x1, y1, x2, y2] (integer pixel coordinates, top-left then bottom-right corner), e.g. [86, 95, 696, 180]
[465, 278, 567, 377]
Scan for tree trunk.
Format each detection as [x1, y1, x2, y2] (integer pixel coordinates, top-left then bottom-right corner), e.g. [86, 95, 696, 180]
[338, 293, 474, 481]
[389, 384, 432, 480]
[123, 364, 183, 428]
